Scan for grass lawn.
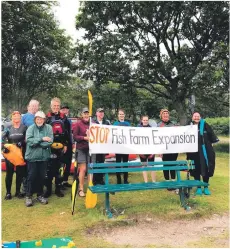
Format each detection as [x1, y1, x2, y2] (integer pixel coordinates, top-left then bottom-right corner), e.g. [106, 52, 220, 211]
[1, 136, 229, 247]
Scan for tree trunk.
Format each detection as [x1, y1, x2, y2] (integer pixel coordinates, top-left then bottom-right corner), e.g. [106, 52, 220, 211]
[173, 101, 188, 125]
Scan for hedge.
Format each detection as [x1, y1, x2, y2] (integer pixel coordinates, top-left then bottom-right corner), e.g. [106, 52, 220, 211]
[205, 117, 229, 135]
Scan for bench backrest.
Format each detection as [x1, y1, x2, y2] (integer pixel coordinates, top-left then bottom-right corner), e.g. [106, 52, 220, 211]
[88, 160, 195, 175]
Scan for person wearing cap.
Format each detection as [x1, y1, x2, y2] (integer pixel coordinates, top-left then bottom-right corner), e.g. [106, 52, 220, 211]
[157, 109, 179, 190]
[60, 104, 73, 188]
[113, 109, 131, 184]
[21, 100, 39, 198]
[45, 97, 72, 198]
[73, 107, 90, 197]
[2, 111, 27, 200]
[91, 108, 110, 185]
[24, 111, 53, 207]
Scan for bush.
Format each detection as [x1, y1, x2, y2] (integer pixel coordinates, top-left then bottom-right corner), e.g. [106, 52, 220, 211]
[213, 143, 229, 153]
[205, 117, 229, 135]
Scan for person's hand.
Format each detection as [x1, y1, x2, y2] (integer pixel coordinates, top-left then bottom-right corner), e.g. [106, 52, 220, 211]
[72, 144, 76, 153]
[148, 154, 154, 159]
[2, 147, 10, 153]
[42, 137, 52, 142]
[63, 146, 67, 153]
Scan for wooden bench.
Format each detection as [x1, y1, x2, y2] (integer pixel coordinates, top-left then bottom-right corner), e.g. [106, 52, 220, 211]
[88, 160, 209, 218]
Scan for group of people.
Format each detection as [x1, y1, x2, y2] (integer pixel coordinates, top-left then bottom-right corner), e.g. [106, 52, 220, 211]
[2, 98, 73, 207]
[2, 98, 219, 207]
[74, 107, 219, 197]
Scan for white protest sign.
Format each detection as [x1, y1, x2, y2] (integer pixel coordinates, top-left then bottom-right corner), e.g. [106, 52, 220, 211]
[89, 124, 198, 154]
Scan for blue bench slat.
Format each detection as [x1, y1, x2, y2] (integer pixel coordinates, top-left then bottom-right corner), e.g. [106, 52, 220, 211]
[88, 160, 194, 168]
[89, 180, 209, 193]
[88, 165, 195, 174]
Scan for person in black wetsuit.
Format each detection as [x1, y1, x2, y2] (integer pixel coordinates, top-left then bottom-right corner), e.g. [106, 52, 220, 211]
[2, 111, 27, 200]
[45, 98, 71, 198]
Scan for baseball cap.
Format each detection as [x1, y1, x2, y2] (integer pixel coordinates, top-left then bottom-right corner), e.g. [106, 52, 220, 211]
[82, 107, 89, 113]
[61, 104, 69, 109]
[34, 111, 46, 119]
[96, 108, 104, 112]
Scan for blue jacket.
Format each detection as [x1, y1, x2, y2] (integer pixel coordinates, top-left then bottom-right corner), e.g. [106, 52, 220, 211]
[113, 120, 131, 126]
[22, 113, 35, 127]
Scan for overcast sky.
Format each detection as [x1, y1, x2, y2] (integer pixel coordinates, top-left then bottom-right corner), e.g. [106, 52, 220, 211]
[52, 0, 82, 42]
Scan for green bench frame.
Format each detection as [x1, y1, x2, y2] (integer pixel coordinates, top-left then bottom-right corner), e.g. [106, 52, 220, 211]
[88, 160, 209, 218]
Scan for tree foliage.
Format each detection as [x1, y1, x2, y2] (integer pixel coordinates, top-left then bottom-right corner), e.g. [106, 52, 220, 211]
[75, 1, 229, 124]
[2, 1, 75, 113]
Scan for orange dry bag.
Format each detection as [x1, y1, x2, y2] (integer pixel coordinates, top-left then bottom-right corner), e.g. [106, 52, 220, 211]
[2, 144, 26, 166]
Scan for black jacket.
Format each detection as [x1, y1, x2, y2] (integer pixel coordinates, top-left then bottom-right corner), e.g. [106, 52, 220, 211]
[187, 121, 219, 177]
[46, 112, 71, 146]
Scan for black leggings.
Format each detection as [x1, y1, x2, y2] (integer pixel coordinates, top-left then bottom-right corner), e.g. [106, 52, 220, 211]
[194, 175, 209, 185]
[5, 159, 26, 194]
[115, 154, 129, 183]
[162, 153, 178, 180]
[93, 154, 105, 184]
[62, 144, 73, 182]
[45, 157, 63, 193]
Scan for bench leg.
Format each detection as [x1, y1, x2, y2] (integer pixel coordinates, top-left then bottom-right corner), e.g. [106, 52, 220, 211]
[105, 193, 113, 218]
[179, 188, 191, 211]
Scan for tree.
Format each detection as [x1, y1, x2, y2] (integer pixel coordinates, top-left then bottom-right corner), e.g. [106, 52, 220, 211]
[90, 81, 169, 124]
[2, 1, 75, 113]
[75, 1, 229, 124]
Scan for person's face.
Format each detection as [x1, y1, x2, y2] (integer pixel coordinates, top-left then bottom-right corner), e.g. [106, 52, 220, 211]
[12, 113, 21, 125]
[51, 101, 60, 113]
[162, 111, 169, 122]
[28, 102, 39, 114]
[192, 112, 201, 124]
[118, 111, 125, 121]
[35, 117, 45, 127]
[96, 111, 104, 120]
[60, 108, 69, 116]
[142, 117, 149, 126]
[82, 112, 89, 121]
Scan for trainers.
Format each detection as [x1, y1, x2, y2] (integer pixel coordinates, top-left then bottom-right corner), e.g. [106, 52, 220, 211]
[25, 197, 33, 207]
[37, 196, 48, 205]
[5, 193, 12, 200]
[124, 181, 129, 184]
[15, 192, 25, 199]
[55, 189, 64, 197]
[62, 182, 72, 188]
[195, 188, 203, 196]
[204, 187, 211, 195]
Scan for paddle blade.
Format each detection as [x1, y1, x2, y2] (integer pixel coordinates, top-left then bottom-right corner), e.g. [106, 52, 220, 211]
[85, 180, 97, 209]
[88, 90, 93, 116]
[71, 180, 77, 215]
